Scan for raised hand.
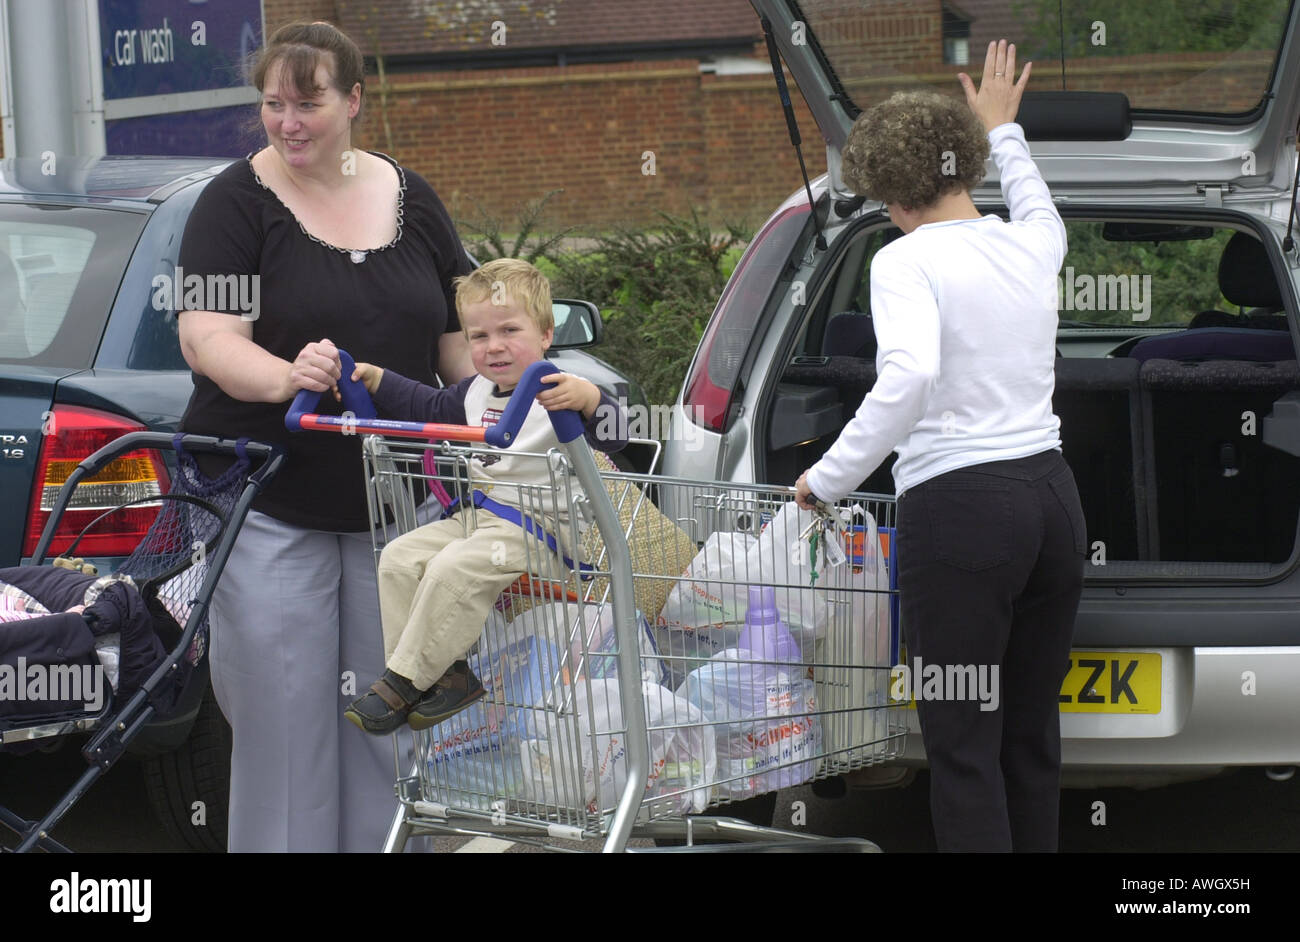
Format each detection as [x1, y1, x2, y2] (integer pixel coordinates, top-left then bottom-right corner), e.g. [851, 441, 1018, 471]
[957, 39, 1032, 133]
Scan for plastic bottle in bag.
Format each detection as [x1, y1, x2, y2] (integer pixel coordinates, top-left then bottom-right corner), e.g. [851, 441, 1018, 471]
[677, 585, 822, 798]
[737, 584, 802, 664]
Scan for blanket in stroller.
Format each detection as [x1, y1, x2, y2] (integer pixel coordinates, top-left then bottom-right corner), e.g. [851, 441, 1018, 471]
[0, 565, 182, 723]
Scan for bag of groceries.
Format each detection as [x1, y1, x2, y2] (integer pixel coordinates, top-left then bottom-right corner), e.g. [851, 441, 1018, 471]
[517, 677, 716, 817]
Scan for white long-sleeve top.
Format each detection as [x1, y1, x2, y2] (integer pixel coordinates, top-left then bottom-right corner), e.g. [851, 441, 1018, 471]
[806, 121, 1066, 500]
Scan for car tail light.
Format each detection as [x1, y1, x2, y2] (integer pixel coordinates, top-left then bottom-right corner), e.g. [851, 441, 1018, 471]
[23, 405, 170, 559]
[682, 198, 812, 433]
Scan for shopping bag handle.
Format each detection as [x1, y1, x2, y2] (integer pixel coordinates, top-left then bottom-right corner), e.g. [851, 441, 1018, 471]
[284, 351, 584, 445]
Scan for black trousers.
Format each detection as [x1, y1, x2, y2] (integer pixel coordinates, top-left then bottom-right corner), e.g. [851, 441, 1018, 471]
[896, 447, 1085, 852]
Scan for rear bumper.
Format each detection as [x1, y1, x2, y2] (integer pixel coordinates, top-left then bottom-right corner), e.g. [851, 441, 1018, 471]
[894, 646, 1300, 776]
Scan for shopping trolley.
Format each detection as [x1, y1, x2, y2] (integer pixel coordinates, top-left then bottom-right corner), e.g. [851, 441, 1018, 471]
[287, 355, 905, 852]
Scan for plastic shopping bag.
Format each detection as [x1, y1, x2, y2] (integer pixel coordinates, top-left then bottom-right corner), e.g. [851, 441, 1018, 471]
[657, 530, 756, 629]
[423, 616, 567, 809]
[678, 649, 822, 799]
[814, 512, 894, 770]
[505, 600, 668, 687]
[518, 677, 716, 817]
[745, 501, 840, 642]
[654, 531, 757, 686]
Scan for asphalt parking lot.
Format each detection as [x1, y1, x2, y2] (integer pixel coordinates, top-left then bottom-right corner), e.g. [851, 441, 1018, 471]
[3, 741, 1297, 853]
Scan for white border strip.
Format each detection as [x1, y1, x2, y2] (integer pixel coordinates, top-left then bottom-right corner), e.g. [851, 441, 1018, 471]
[104, 85, 259, 120]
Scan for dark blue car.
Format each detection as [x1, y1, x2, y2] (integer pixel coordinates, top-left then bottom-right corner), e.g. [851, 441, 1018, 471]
[0, 155, 647, 850]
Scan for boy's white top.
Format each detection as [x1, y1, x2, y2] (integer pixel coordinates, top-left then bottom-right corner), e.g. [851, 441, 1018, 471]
[806, 121, 1066, 501]
[463, 376, 588, 550]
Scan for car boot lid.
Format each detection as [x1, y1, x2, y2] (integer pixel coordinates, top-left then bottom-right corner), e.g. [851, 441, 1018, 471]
[750, 0, 1300, 206]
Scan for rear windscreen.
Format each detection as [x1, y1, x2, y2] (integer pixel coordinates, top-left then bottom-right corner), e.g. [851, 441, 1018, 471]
[796, 0, 1295, 117]
[0, 203, 147, 368]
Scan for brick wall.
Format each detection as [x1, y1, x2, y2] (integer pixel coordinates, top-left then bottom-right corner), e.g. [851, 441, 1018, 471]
[264, 0, 337, 29]
[343, 58, 823, 230]
[255, 0, 826, 229]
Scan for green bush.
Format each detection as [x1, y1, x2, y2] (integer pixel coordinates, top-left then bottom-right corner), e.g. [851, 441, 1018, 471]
[455, 190, 575, 265]
[1059, 223, 1232, 326]
[547, 211, 751, 410]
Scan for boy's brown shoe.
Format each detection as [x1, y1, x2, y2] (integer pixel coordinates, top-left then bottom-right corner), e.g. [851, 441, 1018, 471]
[345, 669, 423, 735]
[407, 660, 486, 730]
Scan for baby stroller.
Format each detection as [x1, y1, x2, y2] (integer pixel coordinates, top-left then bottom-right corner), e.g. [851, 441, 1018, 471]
[0, 432, 281, 852]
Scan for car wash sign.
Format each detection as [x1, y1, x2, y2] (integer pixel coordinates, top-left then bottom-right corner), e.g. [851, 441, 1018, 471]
[100, 0, 263, 156]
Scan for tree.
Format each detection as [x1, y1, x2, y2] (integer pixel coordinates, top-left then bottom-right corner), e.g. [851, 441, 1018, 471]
[1012, 0, 1291, 60]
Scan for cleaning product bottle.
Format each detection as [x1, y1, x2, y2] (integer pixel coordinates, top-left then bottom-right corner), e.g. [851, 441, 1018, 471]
[677, 583, 821, 797]
[737, 584, 801, 664]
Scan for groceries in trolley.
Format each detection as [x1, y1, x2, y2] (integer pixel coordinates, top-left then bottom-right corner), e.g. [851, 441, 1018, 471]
[655, 501, 889, 678]
[340, 399, 906, 847]
[678, 585, 822, 798]
[421, 620, 559, 810]
[512, 600, 668, 687]
[518, 676, 717, 816]
[422, 604, 712, 815]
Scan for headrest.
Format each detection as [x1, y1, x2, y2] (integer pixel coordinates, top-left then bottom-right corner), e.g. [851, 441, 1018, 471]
[821, 311, 875, 359]
[1219, 232, 1282, 309]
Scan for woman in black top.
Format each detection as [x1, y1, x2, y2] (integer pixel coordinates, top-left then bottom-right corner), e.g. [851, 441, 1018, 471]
[177, 22, 473, 852]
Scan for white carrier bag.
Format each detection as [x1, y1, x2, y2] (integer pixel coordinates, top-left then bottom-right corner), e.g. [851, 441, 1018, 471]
[517, 676, 716, 817]
[654, 530, 757, 685]
[812, 508, 893, 771]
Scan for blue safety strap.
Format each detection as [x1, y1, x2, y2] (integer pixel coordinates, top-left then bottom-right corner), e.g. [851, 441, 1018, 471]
[446, 490, 593, 578]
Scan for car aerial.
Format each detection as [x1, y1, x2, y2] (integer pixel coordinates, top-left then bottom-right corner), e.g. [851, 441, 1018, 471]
[0, 154, 648, 850]
[665, 0, 1300, 791]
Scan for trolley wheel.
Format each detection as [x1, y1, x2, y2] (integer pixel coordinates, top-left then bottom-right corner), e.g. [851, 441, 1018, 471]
[653, 792, 777, 847]
[142, 684, 230, 852]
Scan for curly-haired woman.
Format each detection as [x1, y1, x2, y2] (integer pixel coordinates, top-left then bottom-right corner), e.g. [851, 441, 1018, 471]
[795, 41, 1085, 852]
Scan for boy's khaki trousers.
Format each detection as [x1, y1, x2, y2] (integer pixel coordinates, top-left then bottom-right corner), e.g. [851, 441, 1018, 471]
[377, 511, 565, 689]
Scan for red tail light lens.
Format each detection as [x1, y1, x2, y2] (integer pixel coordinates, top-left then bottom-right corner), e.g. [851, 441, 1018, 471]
[682, 198, 812, 432]
[23, 405, 170, 559]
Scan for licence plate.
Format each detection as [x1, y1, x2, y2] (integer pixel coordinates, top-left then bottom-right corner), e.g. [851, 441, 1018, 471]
[890, 649, 1162, 714]
[1059, 651, 1161, 715]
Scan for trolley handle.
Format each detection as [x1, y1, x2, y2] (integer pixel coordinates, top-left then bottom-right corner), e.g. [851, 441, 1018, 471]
[285, 352, 584, 447]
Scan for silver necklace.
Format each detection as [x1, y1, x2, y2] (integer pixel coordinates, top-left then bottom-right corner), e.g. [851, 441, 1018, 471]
[246, 152, 406, 264]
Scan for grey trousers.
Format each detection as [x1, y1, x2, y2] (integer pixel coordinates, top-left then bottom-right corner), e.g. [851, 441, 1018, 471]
[208, 509, 424, 852]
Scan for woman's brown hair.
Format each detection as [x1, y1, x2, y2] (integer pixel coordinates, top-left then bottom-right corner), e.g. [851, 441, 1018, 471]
[841, 90, 990, 210]
[247, 21, 366, 123]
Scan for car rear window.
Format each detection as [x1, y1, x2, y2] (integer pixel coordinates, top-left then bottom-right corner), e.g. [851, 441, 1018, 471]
[796, 0, 1294, 117]
[808, 219, 1266, 336]
[1054, 222, 1235, 327]
[0, 204, 147, 368]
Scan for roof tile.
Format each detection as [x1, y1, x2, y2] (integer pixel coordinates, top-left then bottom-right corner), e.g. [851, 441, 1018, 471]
[336, 0, 761, 57]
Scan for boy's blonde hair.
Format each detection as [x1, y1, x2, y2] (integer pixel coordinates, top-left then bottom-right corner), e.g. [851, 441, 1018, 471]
[454, 258, 553, 332]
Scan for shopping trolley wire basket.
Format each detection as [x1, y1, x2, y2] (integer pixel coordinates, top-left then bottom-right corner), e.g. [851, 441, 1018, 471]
[288, 354, 906, 852]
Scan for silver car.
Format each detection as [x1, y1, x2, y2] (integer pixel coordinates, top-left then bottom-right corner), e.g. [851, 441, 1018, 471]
[664, 0, 1300, 787]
